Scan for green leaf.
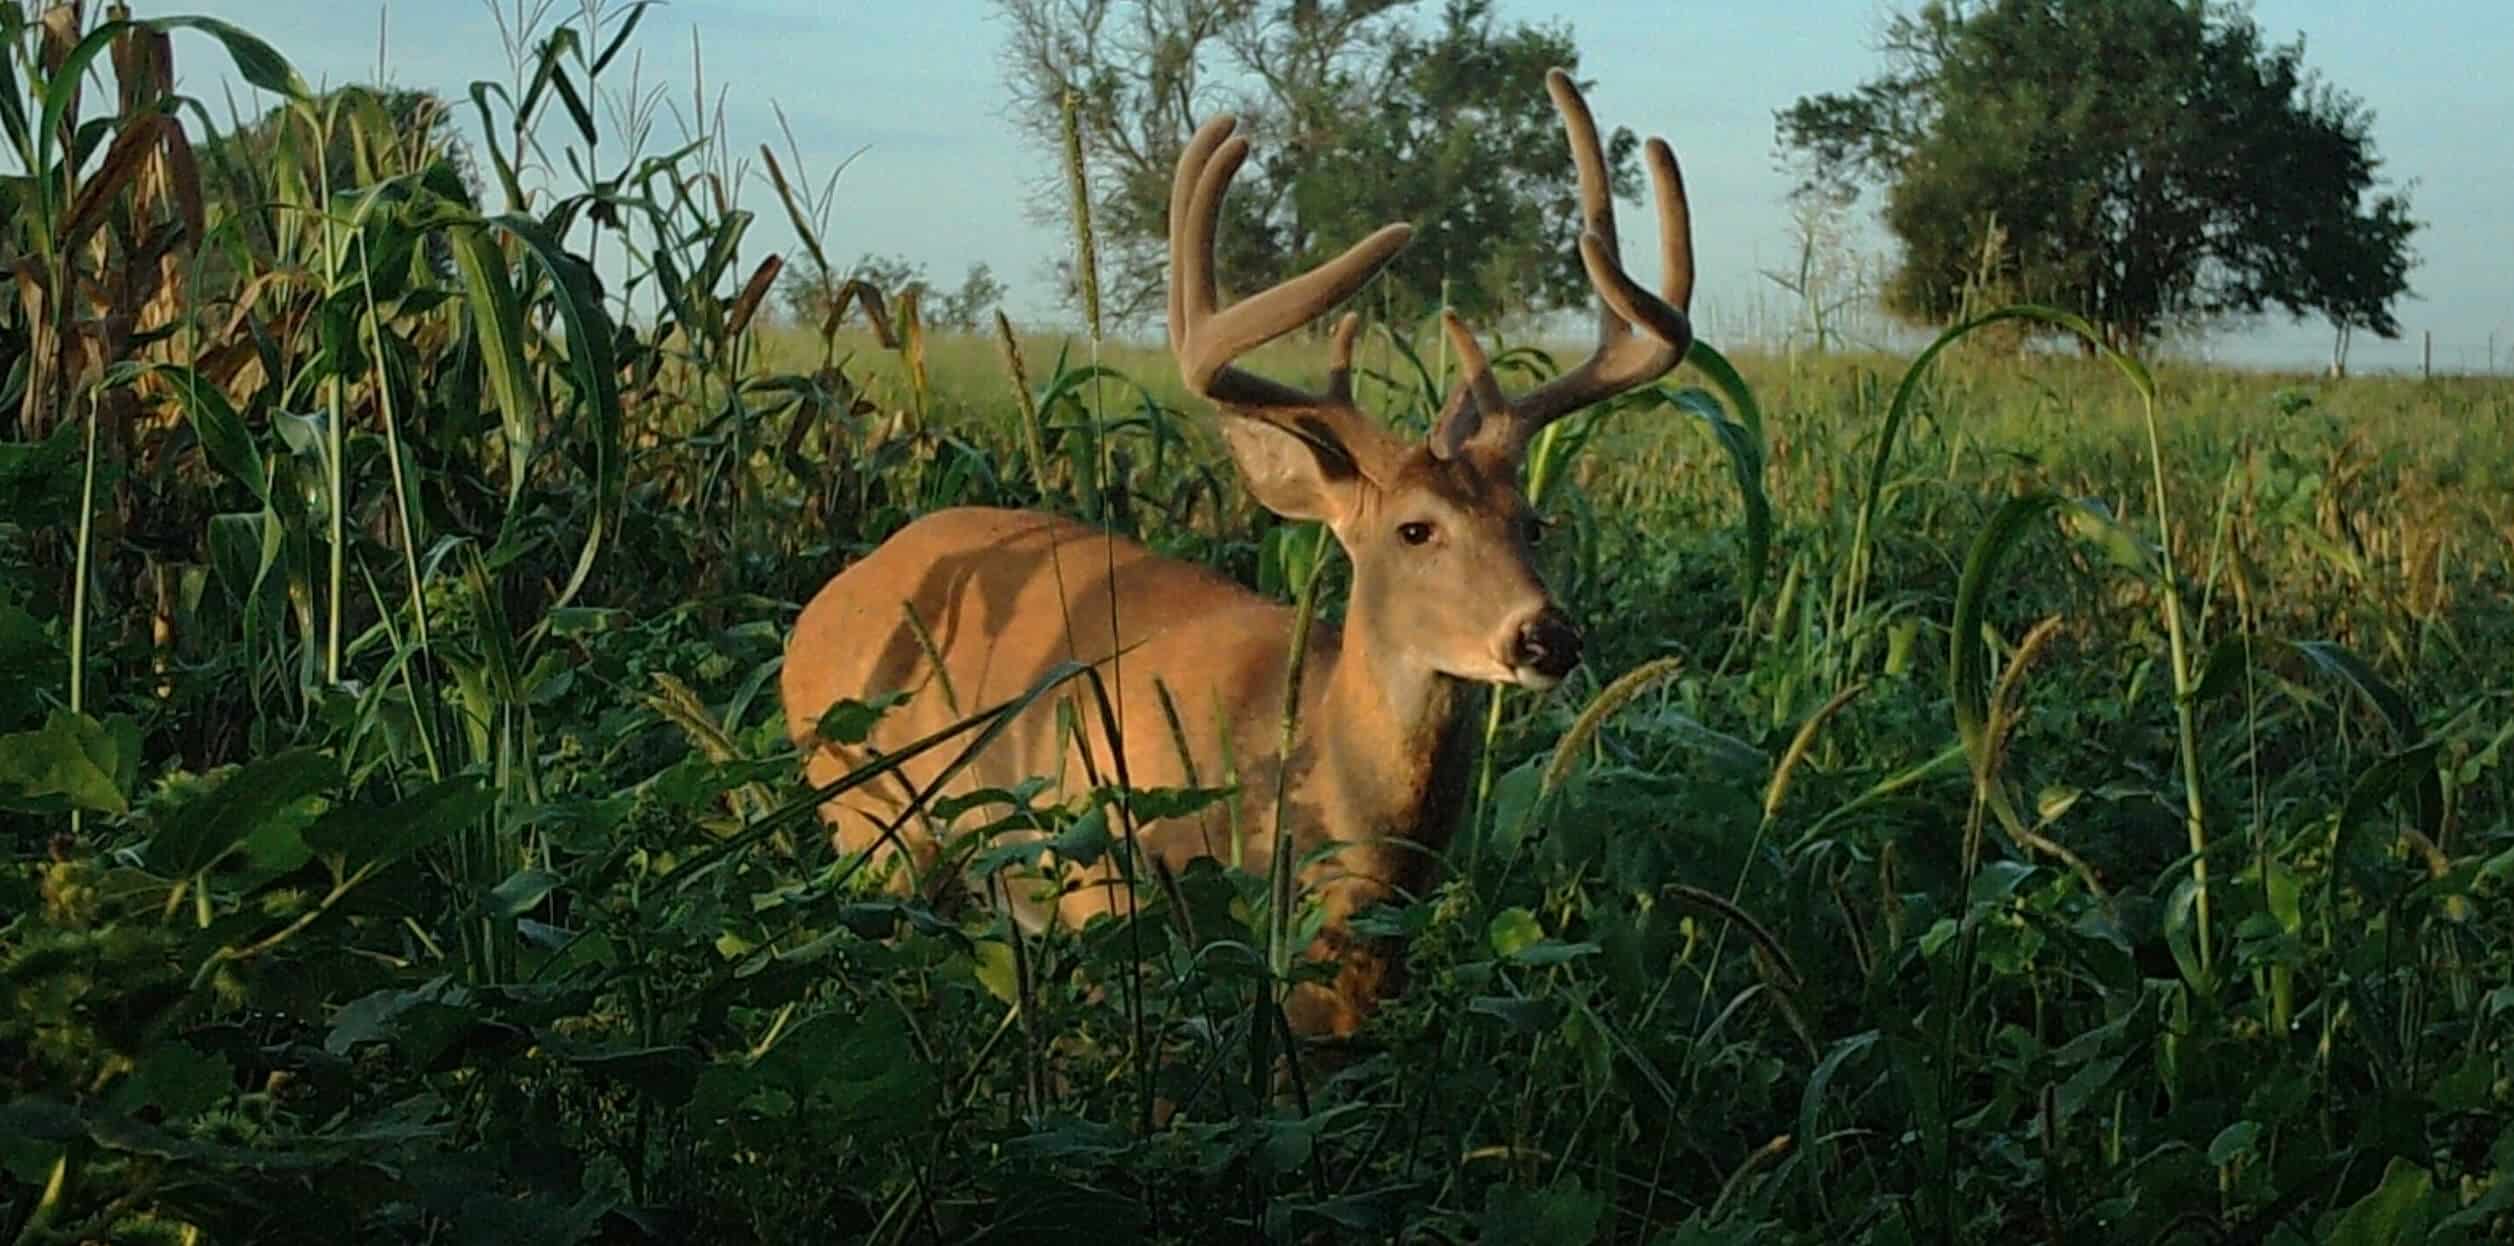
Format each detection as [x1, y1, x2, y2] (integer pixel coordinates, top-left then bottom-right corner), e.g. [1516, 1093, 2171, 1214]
[0, 601, 59, 730]
[2161, 874, 2210, 992]
[1949, 491, 2061, 767]
[717, 1004, 939, 1146]
[1968, 859, 2038, 904]
[154, 16, 312, 99]
[106, 363, 269, 505]
[1917, 917, 1960, 958]
[146, 749, 335, 875]
[466, 82, 529, 209]
[2206, 1120, 2260, 1165]
[2059, 496, 2161, 574]
[966, 806, 1112, 876]
[2430, 1054, 2496, 1113]
[1487, 906, 1545, 958]
[976, 1180, 1151, 1243]
[1485, 756, 1545, 855]
[2289, 640, 2417, 740]
[480, 867, 561, 920]
[1796, 1029, 1881, 1189]
[0, 709, 134, 815]
[2327, 1158, 2437, 1246]
[1665, 348, 1773, 614]
[544, 607, 628, 636]
[1483, 1177, 1605, 1246]
[546, 64, 596, 148]
[1106, 782, 1234, 821]
[813, 689, 910, 745]
[2338, 744, 2446, 867]
[445, 225, 538, 510]
[108, 1043, 234, 1121]
[2264, 861, 2303, 933]
[555, 1042, 700, 1109]
[0, 423, 86, 527]
[1467, 995, 1562, 1033]
[303, 774, 493, 874]
[2053, 1055, 2123, 1125]
[1507, 939, 1600, 967]
[970, 939, 1019, 1005]
[480, 210, 626, 610]
[2193, 635, 2418, 744]
[0, 1101, 85, 1144]
[325, 978, 464, 1055]
[200, 509, 261, 607]
[1049, 806, 1112, 866]
[588, 1, 655, 75]
[237, 801, 316, 879]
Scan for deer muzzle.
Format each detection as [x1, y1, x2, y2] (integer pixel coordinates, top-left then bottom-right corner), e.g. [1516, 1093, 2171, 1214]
[1509, 608, 1583, 688]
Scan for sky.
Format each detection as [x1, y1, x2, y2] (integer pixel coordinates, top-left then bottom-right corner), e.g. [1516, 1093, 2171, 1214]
[154, 0, 2513, 373]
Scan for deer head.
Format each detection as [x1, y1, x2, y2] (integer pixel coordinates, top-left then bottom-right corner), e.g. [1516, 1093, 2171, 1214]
[1169, 68, 1696, 694]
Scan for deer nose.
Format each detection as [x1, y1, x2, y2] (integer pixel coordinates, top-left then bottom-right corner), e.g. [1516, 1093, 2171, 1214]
[1512, 609, 1583, 679]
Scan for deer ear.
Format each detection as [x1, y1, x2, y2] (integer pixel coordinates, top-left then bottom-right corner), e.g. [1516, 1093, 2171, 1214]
[1219, 415, 1360, 525]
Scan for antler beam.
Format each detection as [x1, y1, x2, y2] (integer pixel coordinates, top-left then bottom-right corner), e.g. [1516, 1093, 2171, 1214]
[1168, 115, 1413, 472]
[1431, 68, 1697, 461]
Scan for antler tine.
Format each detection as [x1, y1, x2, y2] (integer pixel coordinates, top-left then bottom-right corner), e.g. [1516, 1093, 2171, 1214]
[1550, 67, 1626, 345]
[1474, 70, 1697, 458]
[1325, 312, 1363, 403]
[1168, 116, 1413, 414]
[1429, 312, 1508, 458]
[1167, 116, 1238, 370]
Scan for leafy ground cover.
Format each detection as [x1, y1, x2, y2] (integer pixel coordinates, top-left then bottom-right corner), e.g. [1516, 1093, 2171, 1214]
[3, 4, 2510, 1242]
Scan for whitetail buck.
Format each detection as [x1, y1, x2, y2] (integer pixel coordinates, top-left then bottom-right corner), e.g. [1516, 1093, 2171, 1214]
[782, 69, 1694, 1036]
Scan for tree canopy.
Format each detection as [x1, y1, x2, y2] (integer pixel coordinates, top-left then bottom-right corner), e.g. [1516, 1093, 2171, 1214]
[993, 0, 1635, 331]
[1777, 0, 2418, 350]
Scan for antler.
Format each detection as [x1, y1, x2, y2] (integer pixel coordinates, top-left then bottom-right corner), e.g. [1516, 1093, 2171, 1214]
[1169, 115, 1414, 474]
[1431, 68, 1695, 461]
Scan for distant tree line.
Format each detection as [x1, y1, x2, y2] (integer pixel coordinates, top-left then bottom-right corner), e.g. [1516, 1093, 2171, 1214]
[777, 255, 1009, 335]
[994, 0, 2418, 359]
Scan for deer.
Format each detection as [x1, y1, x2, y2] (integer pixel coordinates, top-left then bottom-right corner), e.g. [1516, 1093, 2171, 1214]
[781, 68, 1694, 1038]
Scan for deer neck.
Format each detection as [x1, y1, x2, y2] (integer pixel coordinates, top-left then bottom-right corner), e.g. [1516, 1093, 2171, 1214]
[1297, 617, 1481, 852]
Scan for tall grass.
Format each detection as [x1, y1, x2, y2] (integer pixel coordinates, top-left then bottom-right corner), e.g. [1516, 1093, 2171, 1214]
[3, 4, 2512, 1243]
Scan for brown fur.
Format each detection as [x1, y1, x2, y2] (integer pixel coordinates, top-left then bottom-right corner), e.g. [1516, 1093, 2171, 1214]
[782, 472, 1537, 1036]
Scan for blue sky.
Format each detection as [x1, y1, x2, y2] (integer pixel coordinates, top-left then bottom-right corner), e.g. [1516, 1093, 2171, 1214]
[164, 0, 2510, 372]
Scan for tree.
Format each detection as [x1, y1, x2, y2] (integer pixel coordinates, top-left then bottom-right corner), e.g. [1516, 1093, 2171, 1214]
[1760, 183, 1879, 356]
[935, 263, 1010, 332]
[778, 254, 1008, 333]
[780, 252, 915, 330]
[993, 0, 1635, 329]
[1777, 0, 2417, 352]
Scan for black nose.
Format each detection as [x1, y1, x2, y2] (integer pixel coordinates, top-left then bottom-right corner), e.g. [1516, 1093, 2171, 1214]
[1513, 611, 1583, 678]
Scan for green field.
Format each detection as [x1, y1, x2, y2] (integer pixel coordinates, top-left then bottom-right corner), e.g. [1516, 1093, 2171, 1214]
[4, 7, 2512, 1244]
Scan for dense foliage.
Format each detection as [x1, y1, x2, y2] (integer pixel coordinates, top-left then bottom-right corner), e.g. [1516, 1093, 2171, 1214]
[4, 3, 2510, 1243]
[1778, 0, 2419, 353]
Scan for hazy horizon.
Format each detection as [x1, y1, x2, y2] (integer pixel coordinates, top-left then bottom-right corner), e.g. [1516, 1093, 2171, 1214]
[155, 0, 2512, 375]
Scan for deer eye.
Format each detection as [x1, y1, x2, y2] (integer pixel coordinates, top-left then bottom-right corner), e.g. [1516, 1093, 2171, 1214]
[1522, 515, 1548, 546]
[1397, 521, 1434, 546]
